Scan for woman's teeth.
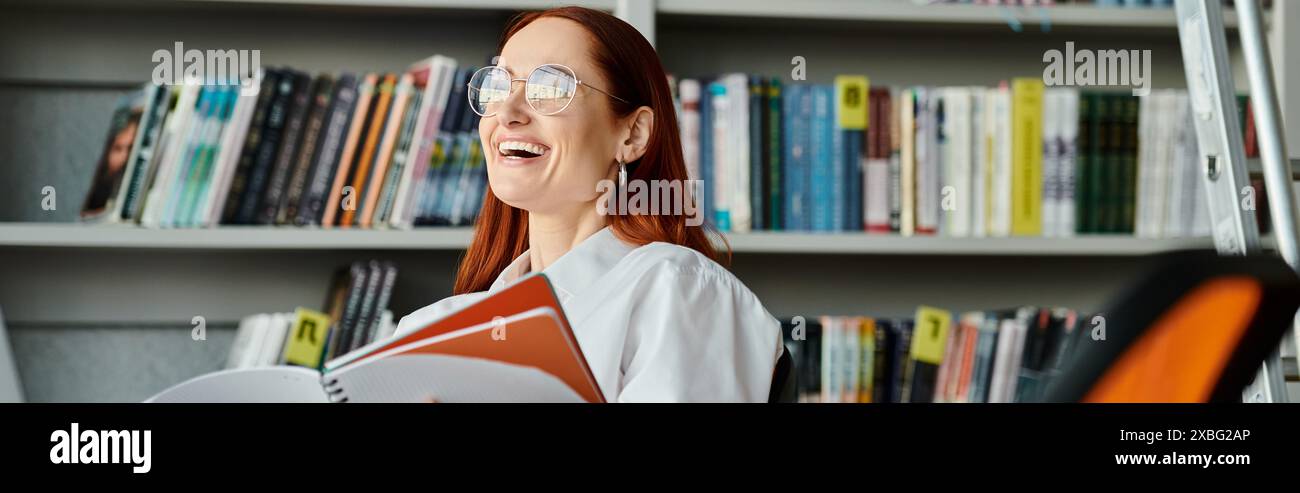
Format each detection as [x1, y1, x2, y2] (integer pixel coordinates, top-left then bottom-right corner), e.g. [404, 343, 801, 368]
[498, 141, 547, 158]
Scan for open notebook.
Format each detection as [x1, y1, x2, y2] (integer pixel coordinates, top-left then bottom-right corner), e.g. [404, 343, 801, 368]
[147, 274, 604, 403]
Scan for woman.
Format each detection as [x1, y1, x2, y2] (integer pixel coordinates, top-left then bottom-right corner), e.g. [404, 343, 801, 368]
[395, 6, 783, 402]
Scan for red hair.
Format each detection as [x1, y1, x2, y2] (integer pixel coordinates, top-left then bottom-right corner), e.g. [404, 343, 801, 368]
[454, 6, 726, 295]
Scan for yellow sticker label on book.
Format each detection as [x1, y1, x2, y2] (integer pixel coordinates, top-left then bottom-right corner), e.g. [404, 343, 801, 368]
[284, 307, 332, 369]
[835, 75, 870, 130]
[910, 306, 952, 365]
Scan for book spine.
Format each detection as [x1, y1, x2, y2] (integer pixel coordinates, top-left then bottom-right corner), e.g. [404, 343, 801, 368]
[887, 88, 901, 233]
[278, 74, 335, 225]
[360, 74, 413, 227]
[349, 261, 384, 352]
[767, 79, 783, 231]
[892, 320, 913, 403]
[159, 87, 216, 228]
[342, 73, 397, 227]
[859, 318, 875, 403]
[447, 109, 484, 226]
[117, 84, 170, 222]
[436, 84, 480, 225]
[1041, 89, 1061, 238]
[324, 74, 378, 227]
[138, 84, 191, 227]
[365, 262, 399, 344]
[709, 81, 730, 231]
[749, 76, 764, 231]
[328, 262, 369, 361]
[220, 70, 280, 225]
[1057, 89, 1079, 237]
[873, 320, 891, 402]
[256, 72, 313, 225]
[900, 88, 916, 236]
[377, 90, 424, 225]
[1119, 95, 1139, 234]
[786, 85, 812, 231]
[970, 87, 988, 237]
[1010, 78, 1044, 236]
[298, 74, 358, 226]
[699, 80, 714, 228]
[907, 306, 951, 404]
[835, 76, 869, 232]
[420, 69, 466, 225]
[393, 58, 456, 229]
[1079, 92, 1099, 233]
[179, 86, 238, 227]
[810, 85, 833, 232]
[819, 316, 837, 403]
[199, 76, 262, 227]
[727, 74, 751, 233]
[914, 88, 937, 235]
[235, 74, 295, 224]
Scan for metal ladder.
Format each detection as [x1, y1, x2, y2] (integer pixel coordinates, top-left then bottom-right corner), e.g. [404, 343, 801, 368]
[1174, 0, 1300, 402]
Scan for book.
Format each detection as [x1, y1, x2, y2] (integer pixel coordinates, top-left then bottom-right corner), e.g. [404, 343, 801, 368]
[233, 73, 296, 224]
[810, 84, 834, 231]
[296, 73, 359, 226]
[323, 73, 378, 227]
[111, 84, 169, 223]
[196, 75, 263, 227]
[778, 302, 1084, 404]
[139, 83, 203, 228]
[900, 88, 917, 236]
[359, 73, 413, 227]
[390, 55, 458, 230]
[749, 76, 765, 231]
[1010, 78, 1044, 236]
[161, 274, 601, 403]
[277, 74, 336, 225]
[219, 70, 281, 225]
[766, 79, 783, 230]
[782, 83, 811, 231]
[171, 86, 239, 228]
[865, 88, 891, 232]
[82, 88, 149, 220]
[256, 71, 313, 225]
[834, 75, 868, 232]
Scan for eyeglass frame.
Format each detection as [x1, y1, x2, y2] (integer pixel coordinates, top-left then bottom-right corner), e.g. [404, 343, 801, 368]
[467, 63, 631, 117]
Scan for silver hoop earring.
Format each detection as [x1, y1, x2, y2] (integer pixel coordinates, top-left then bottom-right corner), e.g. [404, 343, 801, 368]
[618, 159, 627, 189]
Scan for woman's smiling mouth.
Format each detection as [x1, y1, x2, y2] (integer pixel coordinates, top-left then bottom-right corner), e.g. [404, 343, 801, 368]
[497, 140, 550, 161]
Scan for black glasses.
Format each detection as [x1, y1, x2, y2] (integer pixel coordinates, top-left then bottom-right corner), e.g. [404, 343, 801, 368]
[467, 63, 629, 117]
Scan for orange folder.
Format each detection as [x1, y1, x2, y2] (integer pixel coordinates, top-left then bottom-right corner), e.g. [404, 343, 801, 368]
[328, 274, 605, 403]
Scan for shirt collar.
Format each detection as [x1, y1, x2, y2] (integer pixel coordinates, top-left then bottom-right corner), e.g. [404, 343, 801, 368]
[489, 226, 635, 303]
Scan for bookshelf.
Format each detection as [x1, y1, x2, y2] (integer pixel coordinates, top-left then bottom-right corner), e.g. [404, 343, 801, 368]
[2, 0, 1296, 402]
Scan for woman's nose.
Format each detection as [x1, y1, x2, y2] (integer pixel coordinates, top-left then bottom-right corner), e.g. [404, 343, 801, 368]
[495, 80, 531, 127]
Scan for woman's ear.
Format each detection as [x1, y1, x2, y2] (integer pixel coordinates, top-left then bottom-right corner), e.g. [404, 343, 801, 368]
[617, 106, 654, 163]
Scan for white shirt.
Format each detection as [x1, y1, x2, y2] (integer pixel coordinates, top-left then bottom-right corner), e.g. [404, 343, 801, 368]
[395, 226, 784, 403]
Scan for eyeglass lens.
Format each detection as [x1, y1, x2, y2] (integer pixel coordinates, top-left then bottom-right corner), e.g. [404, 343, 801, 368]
[468, 64, 579, 116]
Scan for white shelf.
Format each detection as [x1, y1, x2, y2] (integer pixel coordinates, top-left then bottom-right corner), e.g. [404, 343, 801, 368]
[656, 0, 1238, 29]
[721, 231, 1219, 255]
[0, 223, 1234, 255]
